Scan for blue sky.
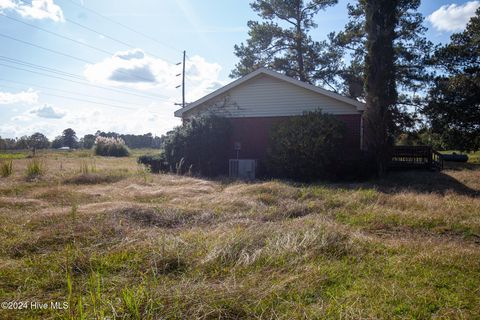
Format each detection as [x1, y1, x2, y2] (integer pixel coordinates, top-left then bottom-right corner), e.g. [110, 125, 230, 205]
[0, 0, 478, 139]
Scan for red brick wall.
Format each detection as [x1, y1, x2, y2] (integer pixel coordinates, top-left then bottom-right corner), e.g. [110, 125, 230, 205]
[227, 114, 362, 161]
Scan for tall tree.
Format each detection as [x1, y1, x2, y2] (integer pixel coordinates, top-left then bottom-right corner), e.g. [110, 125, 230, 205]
[363, 0, 398, 176]
[80, 134, 96, 149]
[28, 132, 50, 155]
[62, 128, 78, 149]
[423, 8, 480, 151]
[231, 0, 340, 88]
[331, 0, 433, 129]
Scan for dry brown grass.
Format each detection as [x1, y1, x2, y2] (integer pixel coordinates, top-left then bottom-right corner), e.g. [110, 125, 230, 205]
[0, 151, 479, 319]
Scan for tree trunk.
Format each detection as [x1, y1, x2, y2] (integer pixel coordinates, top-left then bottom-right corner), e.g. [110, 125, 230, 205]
[295, 2, 306, 82]
[363, 0, 398, 177]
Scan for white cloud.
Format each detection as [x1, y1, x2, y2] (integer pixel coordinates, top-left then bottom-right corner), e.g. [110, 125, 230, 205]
[0, 89, 38, 104]
[427, 1, 479, 32]
[30, 104, 65, 119]
[84, 49, 225, 101]
[0, 0, 64, 22]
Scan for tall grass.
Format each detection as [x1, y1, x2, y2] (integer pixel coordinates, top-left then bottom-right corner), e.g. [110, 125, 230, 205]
[25, 158, 44, 179]
[0, 160, 13, 177]
[79, 160, 97, 174]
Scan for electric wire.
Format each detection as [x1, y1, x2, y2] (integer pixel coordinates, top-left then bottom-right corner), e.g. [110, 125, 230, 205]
[0, 62, 172, 102]
[63, 0, 181, 55]
[0, 32, 164, 84]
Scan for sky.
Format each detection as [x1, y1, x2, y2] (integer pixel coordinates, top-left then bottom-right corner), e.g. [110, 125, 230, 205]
[0, 0, 478, 139]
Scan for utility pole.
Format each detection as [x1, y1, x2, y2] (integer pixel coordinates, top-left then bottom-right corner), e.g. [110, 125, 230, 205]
[182, 50, 186, 108]
[175, 50, 186, 108]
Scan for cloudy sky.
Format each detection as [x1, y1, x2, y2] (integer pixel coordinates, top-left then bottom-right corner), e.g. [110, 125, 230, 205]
[0, 0, 478, 139]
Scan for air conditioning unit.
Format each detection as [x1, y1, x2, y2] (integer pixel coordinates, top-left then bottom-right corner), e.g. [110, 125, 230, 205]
[229, 159, 256, 179]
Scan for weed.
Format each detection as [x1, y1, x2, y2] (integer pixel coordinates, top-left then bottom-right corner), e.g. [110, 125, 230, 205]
[79, 160, 97, 174]
[0, 160, 13, 177]
[25, 158, 44, 180]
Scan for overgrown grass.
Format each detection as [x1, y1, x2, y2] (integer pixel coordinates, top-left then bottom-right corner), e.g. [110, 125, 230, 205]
[0, 160, 13, 177]
[25, 158, 44, 180]
[0, 152, 479, 319]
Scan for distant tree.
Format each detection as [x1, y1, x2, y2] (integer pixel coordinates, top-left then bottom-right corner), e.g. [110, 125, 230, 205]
[62, 128, 78, 149]
[0, 137, 17, 150]
[363, 0, 398, 177]
[28, 132, 50, 155]
[80, 134, 96, 149]
[51, 136, 64, 149]
[423, 8, 480, 152]
[15, 136, 30, 150]
[231, 0, 340, 89]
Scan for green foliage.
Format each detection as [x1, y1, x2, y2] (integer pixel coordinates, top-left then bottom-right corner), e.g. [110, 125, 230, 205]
[423, 8, 480, 152]
[267, 111, 346, 181]
[80, 134, 96, 149]
[51, 135, 64, 149]
[231, 0, 340, 88]
[94, 136, 130, 157]
[62, 128, 78, 149]
[95, 131, 164, 149]
[0, 152, 27, 159]
[0, 160, 13, 177]
[331, 0, 432, 130]
[28, 132, 50, 150]
[137, 153, 169, 173]
[164, 116, 232, 177]
[26, 158, 44, 179]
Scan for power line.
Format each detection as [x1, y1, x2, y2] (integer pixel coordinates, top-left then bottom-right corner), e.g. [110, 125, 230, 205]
[17, 0, 177, 65]
[0, 83, 136, 111]
[0, 56, 85, 80]
[0, 13, 114, 57]
[0, 62, 172, 102]
[0, 56, 169, 100]
[62, 0, 181, 55]
[0, 77, 145, 106]
[0, 32, 162, 84]
[0, 83, 168, 114]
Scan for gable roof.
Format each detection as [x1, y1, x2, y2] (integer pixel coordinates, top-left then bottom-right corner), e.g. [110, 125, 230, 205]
[174, 68, 365, 117]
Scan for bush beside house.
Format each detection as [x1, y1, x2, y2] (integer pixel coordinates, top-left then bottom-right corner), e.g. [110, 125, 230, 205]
[267, 111, 347, 181]
[162, 116, 232, 177]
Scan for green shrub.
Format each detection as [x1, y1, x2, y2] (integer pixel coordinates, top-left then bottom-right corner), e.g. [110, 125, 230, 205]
[163, 115, 231, 177]
[94, 136, 130, 157]
[267, 110, 346, 181]
[137, 154, 169, 173]
[0, 160, 13, 177]
[26, 158, 44, 179]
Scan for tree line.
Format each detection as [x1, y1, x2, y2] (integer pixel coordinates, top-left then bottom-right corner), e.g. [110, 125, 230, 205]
[0, 128, 165, 151]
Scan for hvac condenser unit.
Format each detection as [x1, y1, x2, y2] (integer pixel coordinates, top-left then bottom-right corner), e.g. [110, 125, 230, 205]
[229, 159, 256, 179]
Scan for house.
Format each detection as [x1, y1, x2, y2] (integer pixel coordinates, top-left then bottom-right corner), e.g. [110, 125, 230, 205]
[174, 68, 366, 178]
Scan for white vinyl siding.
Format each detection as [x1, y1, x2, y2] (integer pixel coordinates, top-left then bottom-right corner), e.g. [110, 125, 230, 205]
[183, 74, 360, 119]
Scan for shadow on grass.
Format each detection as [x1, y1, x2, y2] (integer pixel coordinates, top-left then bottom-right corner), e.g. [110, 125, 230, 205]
[374, 162, 480, 196]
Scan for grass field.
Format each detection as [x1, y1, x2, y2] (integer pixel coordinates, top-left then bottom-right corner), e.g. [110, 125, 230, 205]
[0, 150, 479, 319]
